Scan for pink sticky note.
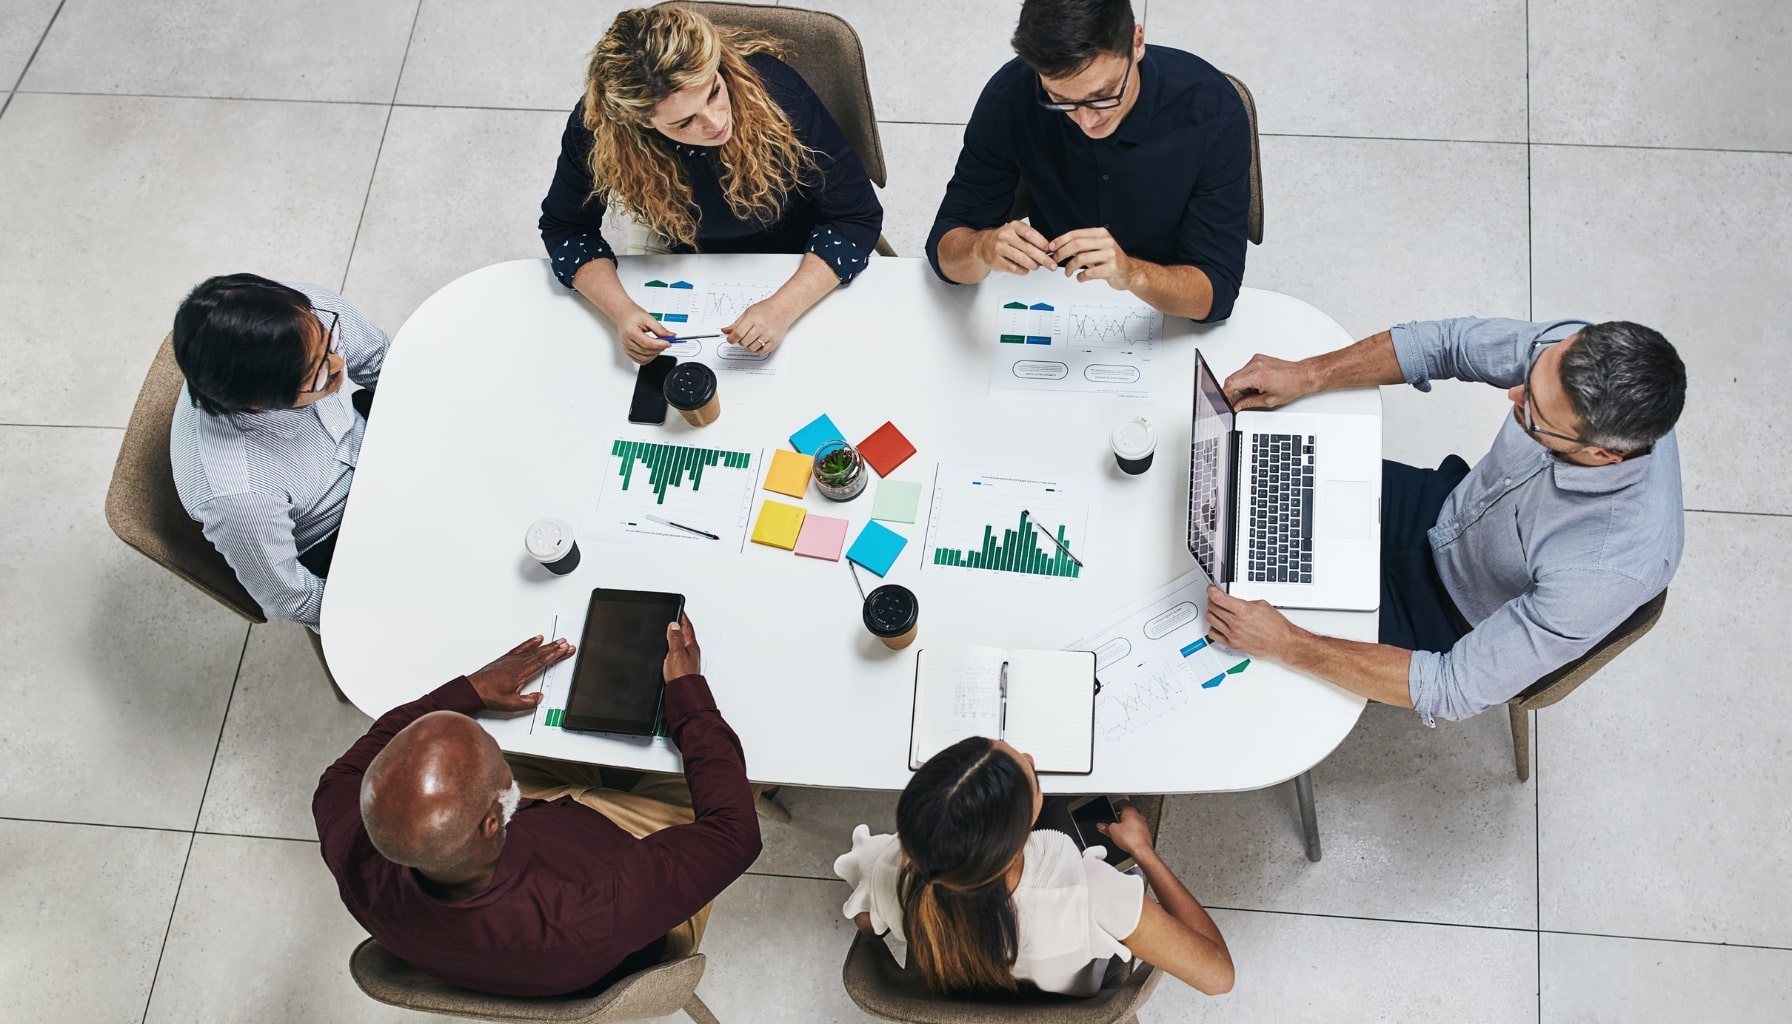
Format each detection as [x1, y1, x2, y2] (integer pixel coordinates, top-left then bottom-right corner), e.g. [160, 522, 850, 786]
[794, 515, 850, 561]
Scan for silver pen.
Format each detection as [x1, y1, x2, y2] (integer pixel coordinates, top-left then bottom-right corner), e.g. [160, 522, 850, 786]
[645, 514, 719, 540]
[1022, 508, 1085, 568]
[998, 660, 1010, 739]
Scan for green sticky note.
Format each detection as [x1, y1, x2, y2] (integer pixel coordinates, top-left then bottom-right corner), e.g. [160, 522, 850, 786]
[871, 479, 923, 523]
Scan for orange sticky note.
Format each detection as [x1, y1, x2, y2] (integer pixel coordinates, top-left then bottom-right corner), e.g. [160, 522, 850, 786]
[857, 421, 916, 477]
[750, 499, 806, 550]
[763, 448, 813, 498]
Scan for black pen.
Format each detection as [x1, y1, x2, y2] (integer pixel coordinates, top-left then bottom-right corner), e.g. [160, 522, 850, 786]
[646, 514, 719, 540]
[1021, 508, 1084, 567]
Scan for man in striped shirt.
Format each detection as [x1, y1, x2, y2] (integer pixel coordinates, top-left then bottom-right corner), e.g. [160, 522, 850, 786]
[169, 274, 387, 630]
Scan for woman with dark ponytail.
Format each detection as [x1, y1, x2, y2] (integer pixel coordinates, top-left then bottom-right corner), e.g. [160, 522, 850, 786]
[836, 737, 1234, 998]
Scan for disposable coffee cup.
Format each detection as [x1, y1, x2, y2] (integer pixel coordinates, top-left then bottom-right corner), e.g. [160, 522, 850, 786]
[663, 362, 721, 427]
[862, 584, 920, 650]
[524, 517, 581, 576]
[1111, 417, 1156, 475]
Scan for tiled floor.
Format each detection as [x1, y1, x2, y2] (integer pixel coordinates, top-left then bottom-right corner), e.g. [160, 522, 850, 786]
[1, 1, 1788, 1021]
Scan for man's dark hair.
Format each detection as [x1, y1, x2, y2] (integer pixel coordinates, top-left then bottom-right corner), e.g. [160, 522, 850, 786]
[1012, 0, 1136, 79]
[172, 274, 316, 416]
[1558, 321, 1686, 452]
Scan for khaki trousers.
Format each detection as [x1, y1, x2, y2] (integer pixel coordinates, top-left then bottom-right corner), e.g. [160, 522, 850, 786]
[506, 755, 709, 957]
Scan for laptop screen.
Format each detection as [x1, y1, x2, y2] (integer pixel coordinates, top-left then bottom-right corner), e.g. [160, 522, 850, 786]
[1188, 352, 1235, 587]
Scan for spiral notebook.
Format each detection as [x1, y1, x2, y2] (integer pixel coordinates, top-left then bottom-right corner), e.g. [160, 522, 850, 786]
[908, 646, 1098, 774]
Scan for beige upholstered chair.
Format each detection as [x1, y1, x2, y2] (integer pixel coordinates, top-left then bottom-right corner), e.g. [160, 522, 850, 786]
[658, 0, 897, 255]
[105, 333, 346, 700]
[1505, 589, 1669, 781]
[349, 939, 721, 1024]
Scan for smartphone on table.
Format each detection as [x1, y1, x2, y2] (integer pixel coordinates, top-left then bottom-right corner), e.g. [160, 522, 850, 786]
[628, 355, 677, 424]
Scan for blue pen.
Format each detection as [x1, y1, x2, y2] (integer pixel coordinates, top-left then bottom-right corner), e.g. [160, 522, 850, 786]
[664, 332, 721, 344]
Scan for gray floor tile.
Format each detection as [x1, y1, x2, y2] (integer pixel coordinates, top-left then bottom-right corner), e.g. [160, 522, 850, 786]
[0, 819, 190, 1024]
[1531, 1, 1792, 150]
[21, 0, 418, 102]
[1149, 0, 1527, 142]
[0, 426, 246, 830]
[1139, 909, 1537, 1023]
[1159, 703, 1537, 929]
[752, 785, 897, 881]
[797, 0, 1025, 125]
[146, 832, 458, 1023]
[0, 0, 60, 86]
[1530, 144, 1792, 516]
[0, 93, 386, 428]
[694, 873, 873, 1022]
[340, 105, 568, 335]
[197, 622, 373, 842]
[1540, 932, 1792, 1024]
[1539, 512, 1792, 947]
[875, 120, 961, 258]
[1243, 134, 1530, 469]
[395, 0, 631, 110]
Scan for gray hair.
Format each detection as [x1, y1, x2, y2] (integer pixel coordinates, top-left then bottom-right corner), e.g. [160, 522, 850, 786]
[1557, 321, 1686, 452]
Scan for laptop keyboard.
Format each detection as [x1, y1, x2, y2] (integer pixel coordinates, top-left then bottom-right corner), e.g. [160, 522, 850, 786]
[1248, 434, 1315, 584]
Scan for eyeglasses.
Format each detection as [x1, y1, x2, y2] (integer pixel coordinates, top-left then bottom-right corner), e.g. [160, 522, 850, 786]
[1521, 337, 1599, 447]
[1035, 50, 1134, 112]
[298, 308, 341, 394]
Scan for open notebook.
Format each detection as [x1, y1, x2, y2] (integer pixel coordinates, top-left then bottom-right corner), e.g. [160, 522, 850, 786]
[908, 646, 1098, 774]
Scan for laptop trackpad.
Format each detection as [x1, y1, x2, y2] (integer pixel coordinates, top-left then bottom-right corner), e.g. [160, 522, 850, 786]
[1317, 481, 1377, 539]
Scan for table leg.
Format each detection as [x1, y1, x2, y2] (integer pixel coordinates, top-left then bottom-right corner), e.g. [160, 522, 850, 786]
[1294, 771, 1321, 862]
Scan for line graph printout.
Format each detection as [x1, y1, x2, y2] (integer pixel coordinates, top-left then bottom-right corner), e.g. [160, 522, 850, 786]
[922, 465, 1102, 583]
[990, 299, 1162, 400]
[1064, 569, 1251, 740]
[591, 439, 761, 551]
[639, 277, 782, 376]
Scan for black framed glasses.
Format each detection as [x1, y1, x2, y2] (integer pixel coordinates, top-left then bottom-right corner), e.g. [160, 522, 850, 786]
[1521, 336, 1598, 447]
[1036, 49, 1134, 112]
[298, 308, 341, 394]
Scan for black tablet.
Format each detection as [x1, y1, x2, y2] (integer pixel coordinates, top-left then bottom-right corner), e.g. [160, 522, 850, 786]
[563, 588, 685, 735]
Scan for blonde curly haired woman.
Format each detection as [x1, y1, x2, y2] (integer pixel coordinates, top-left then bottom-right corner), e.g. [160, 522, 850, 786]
[540, 6, 884, 364]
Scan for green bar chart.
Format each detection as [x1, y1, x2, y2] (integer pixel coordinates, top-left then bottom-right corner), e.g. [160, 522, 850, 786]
[931, 510, 1082, 579]
[922, 465, 1099, 583]
[596, 440, 760, 550]
[612, 439, 752, 504]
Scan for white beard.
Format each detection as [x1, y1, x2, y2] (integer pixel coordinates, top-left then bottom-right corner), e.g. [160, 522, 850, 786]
[498, 780, 522, 826]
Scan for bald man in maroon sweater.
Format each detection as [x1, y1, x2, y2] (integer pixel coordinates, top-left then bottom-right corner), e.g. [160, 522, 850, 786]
[313, 615, 761, 997]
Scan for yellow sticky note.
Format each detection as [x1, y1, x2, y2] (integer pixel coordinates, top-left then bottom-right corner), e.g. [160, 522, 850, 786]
[763, 448, 813, 498]
[751, 499, 807, 550]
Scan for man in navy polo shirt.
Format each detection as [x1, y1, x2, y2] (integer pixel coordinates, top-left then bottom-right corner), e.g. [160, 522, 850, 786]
[928, 0, 1251, 322]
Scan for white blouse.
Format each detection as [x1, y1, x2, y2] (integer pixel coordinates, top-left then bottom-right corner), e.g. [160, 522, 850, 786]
[834, 825, 1146, 997]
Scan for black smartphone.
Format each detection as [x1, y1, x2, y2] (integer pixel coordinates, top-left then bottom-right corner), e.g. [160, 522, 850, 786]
[563, 588, 685, 734]
[628, 355, 677, 424]
[1069, 794, 1120, 848]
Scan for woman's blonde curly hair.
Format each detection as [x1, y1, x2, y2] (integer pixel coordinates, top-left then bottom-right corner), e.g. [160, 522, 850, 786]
[583, 7, 818, 249]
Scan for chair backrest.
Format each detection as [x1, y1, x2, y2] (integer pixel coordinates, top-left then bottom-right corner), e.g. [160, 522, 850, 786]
[349, 938, 707, 1023]
[1511, 589, 1669, 711]
[104, 334, 265, 623]
[657, 1, 888, 187]
[841, 933, 1162, 1024]
[1006, 73, 1264, 245]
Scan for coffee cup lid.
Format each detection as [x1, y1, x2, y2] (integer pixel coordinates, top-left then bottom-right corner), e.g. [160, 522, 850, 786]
[524, 517, 575, 561]
[1111, 417, 1156, 459]
[663, 361, 717, 410]
[862, 584, 919, 636]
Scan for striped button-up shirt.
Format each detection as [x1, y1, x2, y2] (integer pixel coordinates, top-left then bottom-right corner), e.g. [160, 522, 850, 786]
[169, 284, 387, 630]
[1389, 317, 1684, 724]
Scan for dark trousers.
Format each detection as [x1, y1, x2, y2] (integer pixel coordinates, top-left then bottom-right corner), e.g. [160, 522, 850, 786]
[1379, 456, 1472, 652]
[295, 387, 373, 580]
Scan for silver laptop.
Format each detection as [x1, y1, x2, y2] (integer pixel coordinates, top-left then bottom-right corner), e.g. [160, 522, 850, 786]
[1187, 350, 1381, 611]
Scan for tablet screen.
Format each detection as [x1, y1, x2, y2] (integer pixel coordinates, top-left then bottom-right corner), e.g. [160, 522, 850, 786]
[564, 589, 685, 735]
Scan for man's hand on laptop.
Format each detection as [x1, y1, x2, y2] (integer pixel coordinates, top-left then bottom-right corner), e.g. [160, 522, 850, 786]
[1223, 354, 1316, 411]
[1206, 586, 1301, 659]
[466, 635, 575, 712]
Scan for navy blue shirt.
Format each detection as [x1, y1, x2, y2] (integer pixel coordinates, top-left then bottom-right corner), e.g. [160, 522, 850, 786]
[540, 53, 883, 286]
[926, 46, 1251, 322]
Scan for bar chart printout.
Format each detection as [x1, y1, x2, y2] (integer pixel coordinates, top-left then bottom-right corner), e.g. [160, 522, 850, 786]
[923, 465, 1101, 582]
[593, 439, 761, 551]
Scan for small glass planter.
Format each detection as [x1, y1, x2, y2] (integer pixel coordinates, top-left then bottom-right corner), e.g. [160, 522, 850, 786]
[812, 440, 868, 501]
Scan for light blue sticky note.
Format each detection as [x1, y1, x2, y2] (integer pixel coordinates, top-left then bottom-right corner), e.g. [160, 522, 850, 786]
[790, 414, 844, 456]
[846, 520, 908, 577]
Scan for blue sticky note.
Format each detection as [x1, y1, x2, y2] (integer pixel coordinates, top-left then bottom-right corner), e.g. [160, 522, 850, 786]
[846, 521, 908, 577]
[790, 414, 844, 456]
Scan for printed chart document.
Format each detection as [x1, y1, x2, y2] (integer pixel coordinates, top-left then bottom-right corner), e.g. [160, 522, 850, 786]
[638, 277, 782, 375]
[591, 439, 761, 551]
[988, 297, 1162, 400]
[1064, 569, 1251, 741]
[922, 465, 1102, 584]
[909, 646, 1097, 773]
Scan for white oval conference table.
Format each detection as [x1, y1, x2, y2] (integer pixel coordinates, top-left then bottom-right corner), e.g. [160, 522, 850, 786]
[323, 255, 1375, 795]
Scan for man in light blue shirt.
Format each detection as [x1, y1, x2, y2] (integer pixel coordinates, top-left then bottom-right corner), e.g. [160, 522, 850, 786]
[1204, 317, 1686, 724]
[169, 274, 388, 630]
